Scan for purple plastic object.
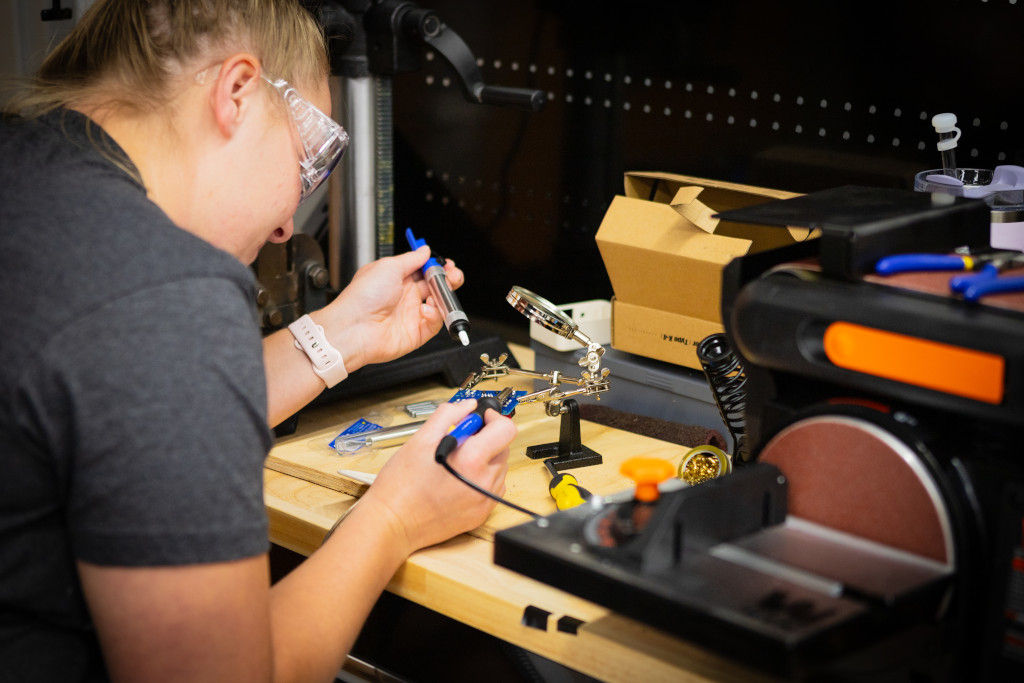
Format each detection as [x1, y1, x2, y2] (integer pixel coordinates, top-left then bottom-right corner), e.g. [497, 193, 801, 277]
[925, 165, 1024, 199]
[925, 173, 964, 187]
[993, 165, 1024, 188]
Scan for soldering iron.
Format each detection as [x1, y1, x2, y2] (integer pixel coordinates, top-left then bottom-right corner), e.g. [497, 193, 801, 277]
[406, 228, 471, 346]
[435, 392, 540, 519]
[434, 396, 501, 462]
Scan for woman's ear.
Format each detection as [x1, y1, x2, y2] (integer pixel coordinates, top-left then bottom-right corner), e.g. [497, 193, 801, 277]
[209, 54, 262, 138]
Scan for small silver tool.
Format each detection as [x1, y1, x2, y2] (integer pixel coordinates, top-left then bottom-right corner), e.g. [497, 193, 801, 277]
[332, 420, 426, 453]
[404, 400, 441, 418]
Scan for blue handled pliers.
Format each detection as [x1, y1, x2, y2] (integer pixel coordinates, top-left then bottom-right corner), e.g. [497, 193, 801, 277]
[875, 249, 1024, 302]
[949, 255, 1024, 302]
[874, 250, 1018, 275]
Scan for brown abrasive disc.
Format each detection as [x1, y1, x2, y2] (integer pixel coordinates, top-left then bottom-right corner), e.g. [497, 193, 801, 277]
[759, 415, 952, 564]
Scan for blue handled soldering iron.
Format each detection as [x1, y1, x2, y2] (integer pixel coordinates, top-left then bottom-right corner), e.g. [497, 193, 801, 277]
[435, 396, 501, 461]
[434, 391, 540, 519]
[406, 228, 471, 346]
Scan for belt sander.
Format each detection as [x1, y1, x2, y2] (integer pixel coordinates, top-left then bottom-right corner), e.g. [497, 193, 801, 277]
[495, 188, 1024, 680]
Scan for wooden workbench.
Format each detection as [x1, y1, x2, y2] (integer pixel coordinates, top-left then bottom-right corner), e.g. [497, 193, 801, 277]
[263, 345, 772, 682]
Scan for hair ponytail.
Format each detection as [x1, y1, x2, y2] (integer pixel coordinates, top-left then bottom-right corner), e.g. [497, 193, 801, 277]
[4, 0, 327, 118]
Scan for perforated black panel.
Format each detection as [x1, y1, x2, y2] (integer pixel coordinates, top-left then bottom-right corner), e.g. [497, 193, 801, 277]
[392, 0, 1024, 323]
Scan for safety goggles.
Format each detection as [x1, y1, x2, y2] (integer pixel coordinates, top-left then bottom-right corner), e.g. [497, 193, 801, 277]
[262, 75, 349, 201]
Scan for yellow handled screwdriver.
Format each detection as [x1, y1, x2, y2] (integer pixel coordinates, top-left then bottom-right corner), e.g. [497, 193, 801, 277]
[548, 472, 593, 510]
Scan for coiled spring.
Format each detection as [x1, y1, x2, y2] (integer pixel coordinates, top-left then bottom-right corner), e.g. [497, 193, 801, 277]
[697, 333, 747, 459]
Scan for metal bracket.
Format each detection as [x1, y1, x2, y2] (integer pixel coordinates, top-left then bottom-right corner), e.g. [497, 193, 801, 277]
[460, 286, 611, 413]
[459, 350, 610, 416]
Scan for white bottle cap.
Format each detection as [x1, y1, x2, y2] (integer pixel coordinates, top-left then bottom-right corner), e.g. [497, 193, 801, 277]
[931, 113, 957, 132]
[931, 113, 960, 151]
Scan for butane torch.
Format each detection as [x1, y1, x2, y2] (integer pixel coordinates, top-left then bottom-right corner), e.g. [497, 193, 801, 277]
[405, 228, 471, 346]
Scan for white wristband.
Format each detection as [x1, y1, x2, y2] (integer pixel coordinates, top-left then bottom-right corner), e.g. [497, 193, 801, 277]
[288, 314, 348, 388]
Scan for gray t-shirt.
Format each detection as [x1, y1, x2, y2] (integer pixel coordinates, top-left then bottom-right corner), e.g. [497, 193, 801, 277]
[0, 110, 273, 681]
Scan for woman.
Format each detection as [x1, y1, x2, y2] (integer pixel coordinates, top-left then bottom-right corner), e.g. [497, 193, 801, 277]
[0, 1, 516, 681]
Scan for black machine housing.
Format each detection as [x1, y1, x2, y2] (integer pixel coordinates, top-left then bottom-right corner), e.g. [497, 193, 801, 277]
[495, 460, 960, 678]
[494, 187, 1024, 680]
[718, 192, 1024, 680]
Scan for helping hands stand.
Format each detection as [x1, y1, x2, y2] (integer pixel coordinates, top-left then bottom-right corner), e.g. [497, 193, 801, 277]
[525, 399, 603, 475]
[460, 286, 612, 472]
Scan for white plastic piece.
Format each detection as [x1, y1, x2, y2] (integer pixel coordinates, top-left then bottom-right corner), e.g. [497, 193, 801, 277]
[931, 113, 957, 131]
[288, 314, 349, 388]
[529, 299, 612, 351]
[931, 113, 961, 152]
[991, 222, 1024, 252]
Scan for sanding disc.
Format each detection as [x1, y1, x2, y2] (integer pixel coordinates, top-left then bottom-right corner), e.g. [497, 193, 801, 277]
[759, 415, 954, 565]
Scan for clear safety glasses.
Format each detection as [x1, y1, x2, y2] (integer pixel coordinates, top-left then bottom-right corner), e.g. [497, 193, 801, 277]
[262, 75, 349, 201]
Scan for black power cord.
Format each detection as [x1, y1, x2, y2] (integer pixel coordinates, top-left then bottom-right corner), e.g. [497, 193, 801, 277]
[435, 396, 541, 520]
[437, 457, 540, 520]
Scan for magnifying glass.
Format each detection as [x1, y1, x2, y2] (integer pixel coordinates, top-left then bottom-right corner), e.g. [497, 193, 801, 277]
[506, 286, 595, 349]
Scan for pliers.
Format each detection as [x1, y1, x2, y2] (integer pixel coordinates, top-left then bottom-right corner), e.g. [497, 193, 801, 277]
[874, 249, 1024, 301]
[874, 249, 1021, 275]
[949, 252, 1024, 302]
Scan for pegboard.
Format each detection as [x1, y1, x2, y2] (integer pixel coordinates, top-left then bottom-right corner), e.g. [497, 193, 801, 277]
[391, 0, 1024, 324]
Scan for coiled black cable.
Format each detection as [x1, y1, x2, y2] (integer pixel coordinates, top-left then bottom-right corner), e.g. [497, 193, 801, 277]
[697, 333, 748, 460]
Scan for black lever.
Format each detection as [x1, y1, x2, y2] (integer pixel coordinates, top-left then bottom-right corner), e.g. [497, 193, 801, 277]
[41, 0, 72, 21]
[365, 0, 545, 112]
[421, 24, 545, 111]
[413, 15, 548, 112]
[477, 85, 547, 111]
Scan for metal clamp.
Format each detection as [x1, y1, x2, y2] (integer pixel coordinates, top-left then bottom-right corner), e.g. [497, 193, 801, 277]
[460, 287, 611, 417]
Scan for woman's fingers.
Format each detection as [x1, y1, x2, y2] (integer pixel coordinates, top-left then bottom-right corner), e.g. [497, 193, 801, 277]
[447, 413, 516, 486]
[412, 399, 478, 445]
[394, 245, 431, 276]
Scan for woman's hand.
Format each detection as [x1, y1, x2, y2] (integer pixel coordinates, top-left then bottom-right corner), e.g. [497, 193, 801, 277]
[360, 399, 516, 553]
[323, 246, 465, 371]
[262, 247, 464, 428]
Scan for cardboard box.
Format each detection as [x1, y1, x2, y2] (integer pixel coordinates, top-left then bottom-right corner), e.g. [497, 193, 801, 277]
[595, 172, 805, 369]
[612, 299, 725, 368]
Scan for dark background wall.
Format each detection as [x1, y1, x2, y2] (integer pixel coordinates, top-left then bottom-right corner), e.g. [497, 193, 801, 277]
[389, 0, 1023, 327]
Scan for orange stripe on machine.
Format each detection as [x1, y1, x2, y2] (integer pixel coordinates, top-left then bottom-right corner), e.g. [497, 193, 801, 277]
[823, 321, 1005, 405]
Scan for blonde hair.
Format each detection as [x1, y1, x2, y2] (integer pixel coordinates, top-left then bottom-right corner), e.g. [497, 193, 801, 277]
[4, 0, 328, 118]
